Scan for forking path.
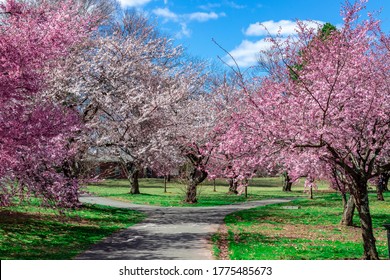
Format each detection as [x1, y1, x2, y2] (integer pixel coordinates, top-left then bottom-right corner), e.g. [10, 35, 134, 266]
[76, 196, 293, 260]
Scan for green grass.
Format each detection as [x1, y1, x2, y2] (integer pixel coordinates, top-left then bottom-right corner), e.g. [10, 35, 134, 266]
[3, 177, 387, 260]
[0, 201, 146, 259]
[213, 192, 390, 260]
[85, 177, 328, 207]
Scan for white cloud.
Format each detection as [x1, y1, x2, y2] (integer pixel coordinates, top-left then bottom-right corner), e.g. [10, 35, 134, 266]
[153, 8, 225, 23]
[188, 12, 225, 22]
[118, 0, 152, 7]
[225, 1, 246, 9]
[153, 9, 225, 23]
[199, 1, 244, 10]
[228, 19, 330, 68]
[245, 20, 324, 37]
[151, 9, 199, 38]
[153, 7, 178, 21]
[226, 39, 273, 68]
[152, 7, 225, 39]
[176, 23, 191, 38]
[199, 3, 222, 10]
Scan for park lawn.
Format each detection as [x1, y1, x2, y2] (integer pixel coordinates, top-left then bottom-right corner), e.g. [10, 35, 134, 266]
[85, 177, 329, 207]
[213, 192, 390, 260]
[0, 201, 145, 260]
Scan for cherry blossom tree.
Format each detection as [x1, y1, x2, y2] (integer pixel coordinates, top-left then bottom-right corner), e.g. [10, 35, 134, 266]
[0, 103, 82, 208]
[171, 94, 218, 203]
[211, 81, 283, 187]
[218, 0, 389, 259]
[0, 0, 97, 207]
[46, 10, 205, 195]
[278, 2, 389, 259]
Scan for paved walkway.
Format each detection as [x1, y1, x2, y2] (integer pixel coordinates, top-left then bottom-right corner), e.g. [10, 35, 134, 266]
[76, 196, 293, 260]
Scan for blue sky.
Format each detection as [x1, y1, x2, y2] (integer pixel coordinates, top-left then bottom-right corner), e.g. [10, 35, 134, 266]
[118, 0, 390, 68]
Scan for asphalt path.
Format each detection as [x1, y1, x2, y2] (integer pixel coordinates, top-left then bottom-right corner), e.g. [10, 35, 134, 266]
[76, 196, 293, 260]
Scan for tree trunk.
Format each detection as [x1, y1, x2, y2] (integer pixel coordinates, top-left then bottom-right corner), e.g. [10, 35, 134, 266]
[341, 195, 355, 226]
[341, 192, 348, 209]
[282, 172, 292, 192]
[185, 183, 198, 204]
[384, 173, 389, 191]
[228, 178, 238, 194]
[213, 179, 216, 192]
[130, 169, 140, 194]
[164, 175, 167, 193]
[62, 159, 81, 179]
[309, 187, 313, 199]
[184, 164, 207, 204]
[377, 172, 389, 200]
[351, 181, 379, 260]
[123, 162, 141, 195]
[376, 184, 385, 201]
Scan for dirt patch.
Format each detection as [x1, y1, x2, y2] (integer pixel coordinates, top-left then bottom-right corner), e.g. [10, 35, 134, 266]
[216, 224, 229, 260]
[279, 224, 362, 242]
[240, 222, 370, 243]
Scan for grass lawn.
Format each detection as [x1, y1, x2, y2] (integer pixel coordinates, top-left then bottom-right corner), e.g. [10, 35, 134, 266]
[85, 177, 328, 207]
[0, 201, 145, 259]
[212, 192, 390, 260]
[2, 177, 388, 260]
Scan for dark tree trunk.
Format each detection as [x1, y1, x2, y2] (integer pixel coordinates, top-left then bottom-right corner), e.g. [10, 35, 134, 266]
[164, 175, 167, 193]
[61, 159, 81, 204]
[130, 169, 140, 194]
[62, 159, 81, 179]
[383, 173, 389, 191]
[377, 172, 389, 200]
[341, 192, 348, 209]
[376, 184, 385, 201]
[341, 194, 355, 226]
[185, 183, 198, 204]
[351, 181, 379, 260]
[213, 179, 216, 192]
[228, 178, 238, 194]
[185, 164, 207, 204]
[282, 172, 292, 192]
[309, 187, 313, 199]
[123, 162, 141, 195]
